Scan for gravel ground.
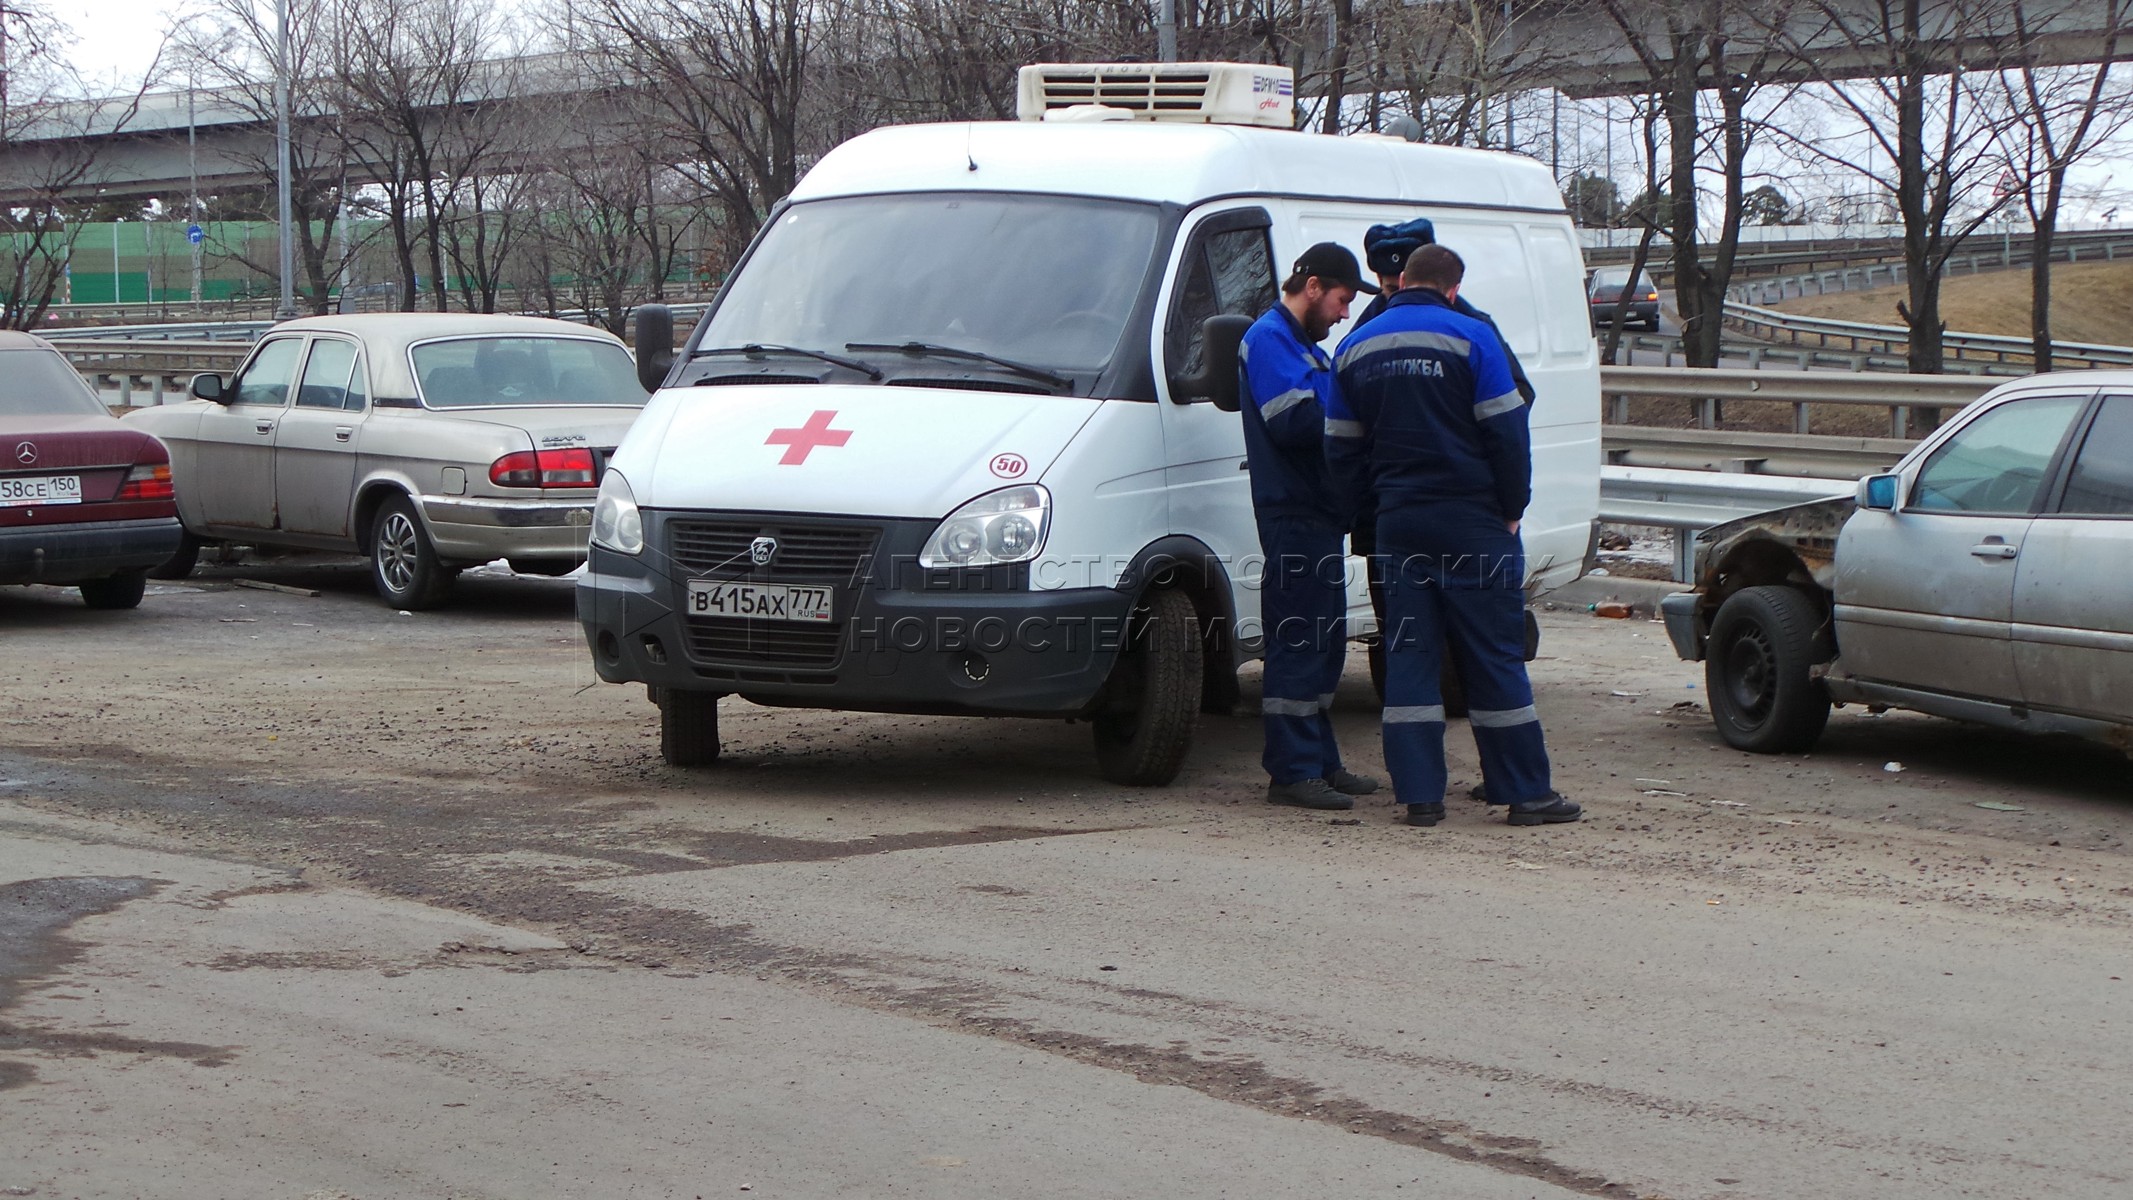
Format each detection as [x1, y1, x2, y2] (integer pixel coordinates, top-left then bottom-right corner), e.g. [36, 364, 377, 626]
[3, 555, 2130, 1198]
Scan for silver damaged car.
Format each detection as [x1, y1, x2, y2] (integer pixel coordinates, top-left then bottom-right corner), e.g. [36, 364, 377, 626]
[126, 314, 648, 608]
[1660, 374, 2133, 755]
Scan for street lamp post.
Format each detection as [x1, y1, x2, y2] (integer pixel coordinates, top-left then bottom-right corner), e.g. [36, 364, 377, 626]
[188, 78, 202, 306]
[273, 0, 298, 320]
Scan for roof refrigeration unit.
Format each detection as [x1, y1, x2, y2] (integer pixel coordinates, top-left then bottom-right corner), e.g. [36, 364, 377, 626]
[1015, 62, 1296, 128]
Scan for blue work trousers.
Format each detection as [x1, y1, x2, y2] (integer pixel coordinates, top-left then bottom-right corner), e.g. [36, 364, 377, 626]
[1376, 503, 1552, 807]
[1256, 514, 1348, 785]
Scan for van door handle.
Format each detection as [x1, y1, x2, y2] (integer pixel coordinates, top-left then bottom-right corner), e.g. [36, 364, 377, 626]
[333, 426, 353, 442]
[255, 421, 275, 435]
[1970, 542, 2018, 560]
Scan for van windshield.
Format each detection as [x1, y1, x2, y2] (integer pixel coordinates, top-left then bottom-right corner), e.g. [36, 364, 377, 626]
[698, 194, 1161, 391]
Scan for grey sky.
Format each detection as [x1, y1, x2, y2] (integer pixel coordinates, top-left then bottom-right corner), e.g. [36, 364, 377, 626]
[67, 0, 174, 88]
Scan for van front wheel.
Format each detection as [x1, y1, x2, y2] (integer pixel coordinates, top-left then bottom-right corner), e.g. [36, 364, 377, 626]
[1092, 588, 1202, 786]
[659, 689, 722, 767]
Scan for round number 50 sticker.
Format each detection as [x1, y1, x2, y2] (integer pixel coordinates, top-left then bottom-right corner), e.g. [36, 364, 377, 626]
[990, 452, 1028, 479]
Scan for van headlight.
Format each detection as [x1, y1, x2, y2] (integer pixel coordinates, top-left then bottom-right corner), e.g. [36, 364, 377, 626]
[590, 469, 644, 555]
[920, 484, 1050, 568]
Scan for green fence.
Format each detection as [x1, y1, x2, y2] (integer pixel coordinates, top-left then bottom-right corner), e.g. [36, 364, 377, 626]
[33, 218, 709, 307]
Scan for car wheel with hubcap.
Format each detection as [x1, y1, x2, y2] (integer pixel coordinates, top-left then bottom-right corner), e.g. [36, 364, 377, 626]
[1706, 584, 1832, 753]
[1093, 588, 1202, 786]
[370, 496, 457, 610]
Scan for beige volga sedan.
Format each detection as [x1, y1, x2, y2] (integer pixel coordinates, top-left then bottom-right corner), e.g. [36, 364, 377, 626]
[126, 314, 648, 608]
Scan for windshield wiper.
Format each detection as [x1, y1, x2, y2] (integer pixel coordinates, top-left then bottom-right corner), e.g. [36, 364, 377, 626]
[845, 341, 1069, 389]
[693, 343, 883, 381]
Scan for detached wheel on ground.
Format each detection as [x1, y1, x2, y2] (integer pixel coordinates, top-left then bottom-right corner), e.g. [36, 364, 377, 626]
[1092, 588, 1202, 786]
[78, 570, 147, 610]
[1706, 584, 1832, 753]
[657, 688, 722, 767]
[147, 532, 203, 580]
[369, 495, 457, 610]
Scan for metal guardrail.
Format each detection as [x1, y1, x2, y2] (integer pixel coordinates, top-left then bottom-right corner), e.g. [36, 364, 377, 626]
[1726, 236, 2133, 309]
[1722, 301, 2133, 372]
[46, 321, 271, 343]
[1600, 364, 1998, 437]
[1588, 226, 2133, 281]
[62, 340, 249, 405]
[1600, 465, 1852, 580]
[1601, 425, 1913, 479]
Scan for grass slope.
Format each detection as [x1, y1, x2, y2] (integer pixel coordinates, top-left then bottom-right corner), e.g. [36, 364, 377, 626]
[1771, 258, 2133, 347]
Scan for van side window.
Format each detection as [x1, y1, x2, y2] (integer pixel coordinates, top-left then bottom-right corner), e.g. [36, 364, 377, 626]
[1165, 213, 1276, 391]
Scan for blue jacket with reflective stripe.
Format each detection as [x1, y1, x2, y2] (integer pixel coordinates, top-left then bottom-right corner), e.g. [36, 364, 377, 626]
[1238, 304, 1343, 524]
[1326, 288, 1530, 523]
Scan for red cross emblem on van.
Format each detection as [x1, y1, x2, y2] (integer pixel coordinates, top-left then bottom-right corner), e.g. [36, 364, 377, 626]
[765, 410, 852, 466]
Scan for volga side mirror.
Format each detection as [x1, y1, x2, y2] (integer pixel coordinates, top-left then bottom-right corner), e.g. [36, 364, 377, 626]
[1859, 473, 1900, 511]
[633, 304, 675, 393]
[1169, 314, 1252, 411]
[191, 373, 226, 403]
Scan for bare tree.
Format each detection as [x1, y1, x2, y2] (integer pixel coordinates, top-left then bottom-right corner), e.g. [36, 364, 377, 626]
[583, 0, 841, 265]
[1761, 0, 2014, 377]
[1983, 0, 2133, 371]
[0, 2, 155, 329]
[1595, 0, 1783, 369]
[332, 0, 516, 311]
[184, 0, 381, 314]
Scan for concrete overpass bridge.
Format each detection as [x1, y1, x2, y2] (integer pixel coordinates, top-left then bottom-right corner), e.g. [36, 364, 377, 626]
[10, 0, 2132, 204]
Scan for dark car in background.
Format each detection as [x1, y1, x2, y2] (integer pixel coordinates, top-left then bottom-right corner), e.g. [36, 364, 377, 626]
[1588, 267, 1661, 332]
[0, 331, 182, 609]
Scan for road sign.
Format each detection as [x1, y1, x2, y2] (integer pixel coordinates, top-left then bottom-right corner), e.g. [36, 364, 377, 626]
[186, 224, 204, 245]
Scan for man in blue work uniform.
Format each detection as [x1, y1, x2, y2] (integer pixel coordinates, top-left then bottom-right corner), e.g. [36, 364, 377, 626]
[1327, 244, 1581, 828]
[1351, 219, 1538, 752]
[1241, 242, 1381, 812]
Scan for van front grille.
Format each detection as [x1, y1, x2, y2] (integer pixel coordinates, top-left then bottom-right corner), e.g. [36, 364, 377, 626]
[666, 518, 880, 582]
[681, 618, 845, 668]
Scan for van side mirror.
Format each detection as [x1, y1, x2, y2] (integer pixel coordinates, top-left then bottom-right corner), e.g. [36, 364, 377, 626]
[1169, 314, 1252, 411]
[191, 373, 227, 403]
[633, 304, 675, 393]
[1859, 473, 1900, 511]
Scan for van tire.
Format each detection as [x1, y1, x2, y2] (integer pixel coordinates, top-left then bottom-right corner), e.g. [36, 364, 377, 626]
[1093, 588, 1201, 786]
[659, 690, 721, 767]
[1366, 639, 1469, 719]
[1706, 585, 1831, 753]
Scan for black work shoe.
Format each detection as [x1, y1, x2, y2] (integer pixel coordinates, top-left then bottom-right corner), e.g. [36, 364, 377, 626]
[1267, 778, 1355, 811]
[1404, 804, 1446, 827]
[1505, 793, 1582, 826]
[1325, 769, 1381, 796]
[1467, 783, 1491, 804]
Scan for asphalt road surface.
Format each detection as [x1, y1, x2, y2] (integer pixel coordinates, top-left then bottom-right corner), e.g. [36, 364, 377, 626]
[3, 558, 2129, 1199]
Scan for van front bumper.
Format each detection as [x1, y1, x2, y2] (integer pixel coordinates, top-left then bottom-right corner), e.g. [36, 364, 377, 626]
[575, 516, 1136, 717]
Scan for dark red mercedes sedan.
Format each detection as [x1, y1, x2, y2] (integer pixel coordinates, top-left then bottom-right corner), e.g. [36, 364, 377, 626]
[0, 331, 183, 608]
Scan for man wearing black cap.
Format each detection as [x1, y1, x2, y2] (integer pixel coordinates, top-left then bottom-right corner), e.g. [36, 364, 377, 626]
[1239, 242, 1381, 811]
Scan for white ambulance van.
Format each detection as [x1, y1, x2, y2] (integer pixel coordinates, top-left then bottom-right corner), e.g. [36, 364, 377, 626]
[579, 62, 1602, 785]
